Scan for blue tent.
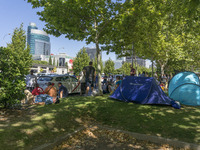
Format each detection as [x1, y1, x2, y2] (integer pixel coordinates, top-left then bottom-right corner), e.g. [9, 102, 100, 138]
[110, 76, 179, 108]
[168, 71, 200, 106]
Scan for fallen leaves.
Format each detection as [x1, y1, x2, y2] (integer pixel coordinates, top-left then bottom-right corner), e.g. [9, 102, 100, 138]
[53, 127, 187, 150]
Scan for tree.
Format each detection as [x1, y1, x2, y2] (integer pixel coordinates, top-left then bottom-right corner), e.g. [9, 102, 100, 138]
[121, 62, 131, 76]
[53, 67, 57, 73]
[40, 68, 44, 73]
[72, 48, 90, 75]
[104, 59, 115, 75]
[53, 57, 55, 66]
[49, 55, 52, 65]
[0, 24, 32, 108]
[93, 56, 103, 74]
[27, 0, 121, 94]
[65, 62, 69, 72]
[103, 0, 190, 76]
[32, 60, 48, 65]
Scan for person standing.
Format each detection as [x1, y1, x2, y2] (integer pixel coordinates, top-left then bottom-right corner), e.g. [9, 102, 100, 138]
[25, 70, 37, 92]
[83, 61, 96, 96]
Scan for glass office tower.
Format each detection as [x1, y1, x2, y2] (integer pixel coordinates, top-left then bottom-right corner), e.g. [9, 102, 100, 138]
[27, 22, 51, 55]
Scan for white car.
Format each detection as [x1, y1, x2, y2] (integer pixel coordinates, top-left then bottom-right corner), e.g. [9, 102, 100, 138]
[37, 75, 80, 94]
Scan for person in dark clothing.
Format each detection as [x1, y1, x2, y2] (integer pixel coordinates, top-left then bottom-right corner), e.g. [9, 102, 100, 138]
[58, 82, 68, 98]
[83, 61, 96, 96]
[130, 65, 136, 76]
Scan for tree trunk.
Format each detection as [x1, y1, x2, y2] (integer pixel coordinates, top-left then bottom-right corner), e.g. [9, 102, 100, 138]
[160, 64, 165, 76]
[96, 42, 103, 95]
[158, 60, 167, 76]
[94, 20, 103, 95]
[151, 58, 153, 77]
[134, 54, 138, 76]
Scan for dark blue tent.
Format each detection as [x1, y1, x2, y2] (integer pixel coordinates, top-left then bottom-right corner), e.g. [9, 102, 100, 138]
[110, 76, 179, 108]
[168, 71, 200, 106]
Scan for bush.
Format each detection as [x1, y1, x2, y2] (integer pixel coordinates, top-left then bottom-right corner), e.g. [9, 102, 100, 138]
[0, 25, 32, 108]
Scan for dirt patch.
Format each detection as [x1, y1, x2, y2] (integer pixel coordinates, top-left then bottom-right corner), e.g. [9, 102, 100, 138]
[53, 127, 188, 150]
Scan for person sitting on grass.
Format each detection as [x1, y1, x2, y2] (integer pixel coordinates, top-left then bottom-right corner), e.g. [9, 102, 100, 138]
[115, 76, 122, 90]
[58, 82, 68, 98]
[44, 82, 57, 103]
[32, 83, 44, 96]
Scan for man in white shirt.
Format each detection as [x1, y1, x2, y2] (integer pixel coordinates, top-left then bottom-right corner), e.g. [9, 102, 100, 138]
[25, 70, 37, 92]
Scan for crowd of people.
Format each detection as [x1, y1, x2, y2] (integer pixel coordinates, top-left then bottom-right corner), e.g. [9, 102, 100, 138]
[23, 62, 172, 105]
[24, 70, 68, 105]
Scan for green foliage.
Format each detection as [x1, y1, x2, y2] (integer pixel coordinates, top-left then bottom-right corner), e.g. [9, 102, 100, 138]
[0, 24, 32, 108]
[40, 68, 43, 73]
[27, 0, 121, 94]
[93, 56, 103, 74]
[53, 67, 57, 73]
[49, 56, 52, 65]
[104, 59, 115, 75]
[32, 60, 48, 65]
[121, 62, 131, 75]
[65, 62, 68, 72]
[53, 57, 55, 66]
[72, 48, 90, 75]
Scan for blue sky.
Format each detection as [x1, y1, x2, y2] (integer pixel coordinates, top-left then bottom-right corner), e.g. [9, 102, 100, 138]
[0, 0, 116, 61]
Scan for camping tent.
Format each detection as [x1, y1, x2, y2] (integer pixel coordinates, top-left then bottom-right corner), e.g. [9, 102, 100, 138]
[110, 76, 179, 108]
[168, 71, 200, 106]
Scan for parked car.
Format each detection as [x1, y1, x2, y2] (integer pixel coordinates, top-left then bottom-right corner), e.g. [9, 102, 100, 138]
[37, 75, 81, 94]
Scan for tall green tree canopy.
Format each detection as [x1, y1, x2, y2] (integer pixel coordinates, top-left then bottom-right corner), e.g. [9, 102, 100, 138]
[33, 60, 48, 65]
[104, 58, 115, 75]
[27, 0, 122, 94]
[0, 24, 32, 108]
[72, 48, 90, 75]
[49, 56, 52, 65]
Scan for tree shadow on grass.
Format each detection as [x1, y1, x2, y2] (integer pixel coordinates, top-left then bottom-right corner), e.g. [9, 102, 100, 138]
[0, 95, 199, 149]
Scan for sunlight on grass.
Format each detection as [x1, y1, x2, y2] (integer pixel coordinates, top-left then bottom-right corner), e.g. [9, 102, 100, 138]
[31, 113, 55, 121]
[12, 122, 24, 127]
[165, 110, 175, 114]
[1, 95, 200, 149]
[22, 125, 45, 135]
[16, 140, 25, 147]
[0, 129, 4, 132]
[46, 120, 55, 128]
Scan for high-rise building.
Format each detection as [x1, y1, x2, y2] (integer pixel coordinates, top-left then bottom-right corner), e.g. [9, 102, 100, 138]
[85, 47, 97, 60]
[27, 22, 51, 55]
[126, 56, 146, 67]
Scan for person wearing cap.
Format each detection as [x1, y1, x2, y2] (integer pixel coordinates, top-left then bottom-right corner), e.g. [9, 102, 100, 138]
[25, 70, 37, 92]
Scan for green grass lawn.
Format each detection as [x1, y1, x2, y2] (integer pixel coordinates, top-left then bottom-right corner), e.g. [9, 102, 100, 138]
[0, 95, 200, 149]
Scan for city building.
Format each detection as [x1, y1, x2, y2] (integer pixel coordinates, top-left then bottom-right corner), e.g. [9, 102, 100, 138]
[27, 22, 51, 55]
[32, 53, 74, 72]
[31, 63, 68, 74]
[85, 47, 97, 60]
[125, 56, 146, 67]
